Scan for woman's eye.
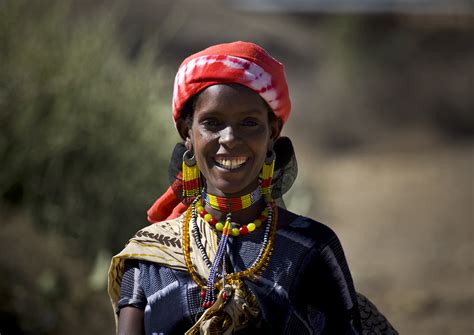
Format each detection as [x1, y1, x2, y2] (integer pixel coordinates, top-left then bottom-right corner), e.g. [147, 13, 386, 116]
[242, 119, 259, 127]
[202, 119, 220, 127]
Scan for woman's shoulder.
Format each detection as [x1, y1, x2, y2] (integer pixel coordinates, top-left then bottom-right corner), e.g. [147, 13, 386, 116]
[276, 206, 341, 252]
[111, 215, 186, 269]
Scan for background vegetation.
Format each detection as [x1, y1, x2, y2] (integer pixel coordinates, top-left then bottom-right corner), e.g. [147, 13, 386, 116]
[0, 0, 472, 334]
[0, 0, 177, 252]
[0, 1, 176, 333]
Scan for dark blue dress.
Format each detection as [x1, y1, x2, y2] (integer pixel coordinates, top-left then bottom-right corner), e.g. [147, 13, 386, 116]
[118, 214, 362, 334]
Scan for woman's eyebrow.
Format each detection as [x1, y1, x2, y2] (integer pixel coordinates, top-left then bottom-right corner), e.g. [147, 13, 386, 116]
[197, 108, 264, 117]
[196, 109, 223, 118]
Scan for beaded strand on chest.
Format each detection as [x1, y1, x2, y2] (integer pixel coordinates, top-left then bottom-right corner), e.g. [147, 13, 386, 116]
[182, 197, 278, 309]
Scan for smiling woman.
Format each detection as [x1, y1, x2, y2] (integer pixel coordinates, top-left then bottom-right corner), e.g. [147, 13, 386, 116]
[107, 41, 397, 334]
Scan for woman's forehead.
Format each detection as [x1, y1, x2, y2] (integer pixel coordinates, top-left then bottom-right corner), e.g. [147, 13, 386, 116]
[195, 84, 269, 114]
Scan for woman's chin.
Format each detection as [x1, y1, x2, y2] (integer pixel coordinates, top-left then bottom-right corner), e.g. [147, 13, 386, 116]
[204, 179, 259, 197]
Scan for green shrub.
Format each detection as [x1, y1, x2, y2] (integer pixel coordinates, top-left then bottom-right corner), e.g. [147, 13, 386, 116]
[0, 0, 178, 256]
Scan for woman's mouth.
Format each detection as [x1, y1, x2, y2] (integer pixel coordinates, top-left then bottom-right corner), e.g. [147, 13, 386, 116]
[214, 156, 248, 170]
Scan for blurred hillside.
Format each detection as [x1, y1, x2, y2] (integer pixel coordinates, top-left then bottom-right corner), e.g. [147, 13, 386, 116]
[0, 0, 472, 334]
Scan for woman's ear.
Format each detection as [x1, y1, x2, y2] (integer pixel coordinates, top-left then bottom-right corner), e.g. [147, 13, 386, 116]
[176, 118, 192, 142]
[270, 118, 283, 144]
[267, 119, 282, 152]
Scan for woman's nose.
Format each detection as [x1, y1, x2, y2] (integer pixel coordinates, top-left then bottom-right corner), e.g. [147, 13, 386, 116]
[219, 126, 241, 148]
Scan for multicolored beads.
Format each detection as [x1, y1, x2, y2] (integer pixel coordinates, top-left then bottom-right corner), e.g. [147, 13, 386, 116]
[196, 200, 269, 237]
[184, 195, 277, 310]
[202, 187, 262, 212]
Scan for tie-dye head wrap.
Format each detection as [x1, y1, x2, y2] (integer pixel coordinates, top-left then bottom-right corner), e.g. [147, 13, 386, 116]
[172, 41, 291, 124]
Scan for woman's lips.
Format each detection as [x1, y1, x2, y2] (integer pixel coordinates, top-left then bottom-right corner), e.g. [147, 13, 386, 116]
[214, 156, 248, 170]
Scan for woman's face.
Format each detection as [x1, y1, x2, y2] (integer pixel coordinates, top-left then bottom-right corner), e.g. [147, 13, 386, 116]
[186, 84, 280, 197]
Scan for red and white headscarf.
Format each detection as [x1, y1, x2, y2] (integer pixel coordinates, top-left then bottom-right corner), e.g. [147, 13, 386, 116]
[172, 41, 291, 125]
[148, 41, 291, 223]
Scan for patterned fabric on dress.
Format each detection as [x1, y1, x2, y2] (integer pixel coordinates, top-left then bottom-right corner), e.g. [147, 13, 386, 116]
[110, 211, 387, 334]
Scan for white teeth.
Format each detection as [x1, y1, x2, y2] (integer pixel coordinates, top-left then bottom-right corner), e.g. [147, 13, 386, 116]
[216, 158, 247, 170]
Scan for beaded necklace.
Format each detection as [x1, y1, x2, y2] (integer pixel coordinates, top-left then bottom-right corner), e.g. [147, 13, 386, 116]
[196, 199, 269, 236]
[201, 187, 262, 212]
[182, 198, 277, 309]
[190, 195, 272, 276]
[198, 187, 266, 236]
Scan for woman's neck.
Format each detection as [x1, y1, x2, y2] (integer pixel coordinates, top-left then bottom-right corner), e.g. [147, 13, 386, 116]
[200, 186, 267, 224]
